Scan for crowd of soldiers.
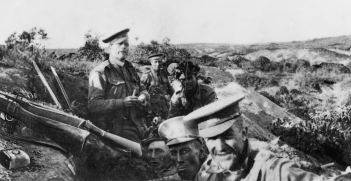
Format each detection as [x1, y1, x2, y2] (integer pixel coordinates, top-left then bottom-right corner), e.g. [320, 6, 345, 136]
[87, 28, 331, 181]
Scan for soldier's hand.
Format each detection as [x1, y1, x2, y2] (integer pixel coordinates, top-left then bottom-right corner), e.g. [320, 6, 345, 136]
[164, 95, 170, 101]
[138, 94, 147, 107]
[123, 96, 139, 107]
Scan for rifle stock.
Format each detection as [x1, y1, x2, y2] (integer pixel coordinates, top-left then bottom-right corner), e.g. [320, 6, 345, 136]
[84, 121, 142, 156]
[0, 95, 89, 155]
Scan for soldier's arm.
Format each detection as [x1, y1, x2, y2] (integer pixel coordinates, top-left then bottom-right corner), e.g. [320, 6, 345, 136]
[166, 78, 174, 96]
[168, 97, 183, 119]
[88, 71, 124, 114]
[140, 73, 151, 92]
[138, 72, 150, 101]
[206, 88, 218, 105]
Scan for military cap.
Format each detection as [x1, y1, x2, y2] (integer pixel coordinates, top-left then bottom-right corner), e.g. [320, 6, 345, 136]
[102, 28, 129, 43]
[141, 126, 166, 148]
[158, 116, 199, 146]
[183, 93, 245, 138]
[148, 53, 164, 61]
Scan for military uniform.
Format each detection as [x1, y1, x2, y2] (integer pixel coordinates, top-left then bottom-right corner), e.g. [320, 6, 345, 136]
[141, 68, 173, 120]
[168, 84, 217, 118]
[150, 164, 181, 181]
[196, 150, 324, 181]
[88, 60, 149, 143]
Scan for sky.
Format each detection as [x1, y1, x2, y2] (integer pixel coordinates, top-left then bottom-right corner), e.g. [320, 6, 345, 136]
[1, 0, 351, 48]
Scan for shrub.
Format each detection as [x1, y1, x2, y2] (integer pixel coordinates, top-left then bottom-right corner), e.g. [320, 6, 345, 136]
[129, 38, 191, 66]
[252, 56, 271, 71]
[77, 31, 105, 61]
[235, 73, 278, 90]
[271, 105, 351, 165]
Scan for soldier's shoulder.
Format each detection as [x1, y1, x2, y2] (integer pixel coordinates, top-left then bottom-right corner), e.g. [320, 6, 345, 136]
[90, 61, 110, 73]
[254, 149, 274, 161]
[199, 84, 216, 94]
[142, 69, 151, 74]
[124, 60, 135, 68]
[140, 70, 152, 79]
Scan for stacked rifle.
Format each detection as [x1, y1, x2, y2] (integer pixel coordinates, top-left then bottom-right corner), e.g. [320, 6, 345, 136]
[0, 91, 142, 156]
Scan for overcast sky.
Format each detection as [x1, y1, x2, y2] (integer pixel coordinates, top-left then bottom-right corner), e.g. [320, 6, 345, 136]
[1, 0, 351, 48]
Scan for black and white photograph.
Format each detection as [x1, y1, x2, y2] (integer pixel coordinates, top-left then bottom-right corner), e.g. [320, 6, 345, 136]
[0, 0, 351, 180]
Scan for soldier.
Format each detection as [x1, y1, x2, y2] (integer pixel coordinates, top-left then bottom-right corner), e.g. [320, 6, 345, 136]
[158, 116, 207, 181]
[168, 61, 217, 119]
[141, 126, 181, 180]
[141, 53, 174, 123]
[184, 94, 326, 181]
[88, 28, 149, 143]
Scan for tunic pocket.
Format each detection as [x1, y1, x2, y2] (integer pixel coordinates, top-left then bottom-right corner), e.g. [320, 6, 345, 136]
[107, 78, 126, 96]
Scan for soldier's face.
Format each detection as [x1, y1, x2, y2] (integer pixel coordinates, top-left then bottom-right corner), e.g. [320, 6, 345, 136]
[204, 126, 244, 171]
[150, 58, 162, 71]
[147, 141, 171, 171]
[179, 74, 197, 92]
[110, 40, 129, 60]
[169, 140, 202, 180]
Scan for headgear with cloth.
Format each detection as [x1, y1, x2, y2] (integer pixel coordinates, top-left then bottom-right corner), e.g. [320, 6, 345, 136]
[141, 125, 166, 148]
[168, 61, 200, 80]
[183, 93, 246, 138]
[158, 116, 200, 146]
[102, 28, 130, 44]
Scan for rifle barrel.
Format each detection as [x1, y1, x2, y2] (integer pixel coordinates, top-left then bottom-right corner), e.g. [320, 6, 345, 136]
[51, 66, 72, 110]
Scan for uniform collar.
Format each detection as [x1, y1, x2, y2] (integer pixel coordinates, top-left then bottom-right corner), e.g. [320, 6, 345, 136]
[107, 59, 133, 68]
[151, 68, 160, 76]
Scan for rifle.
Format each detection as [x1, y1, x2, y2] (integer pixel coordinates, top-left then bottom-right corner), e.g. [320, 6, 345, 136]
[15, 47, 62, 109]
[0, 92, 143, 156]
[51, 66, 72, 110]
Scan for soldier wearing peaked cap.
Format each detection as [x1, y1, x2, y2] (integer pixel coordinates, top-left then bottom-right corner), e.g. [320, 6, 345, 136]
[141, 53, 174, 124]
[141, 125, 181, 181]
[158, 116, 207, 181]
[185, 94, 326, 181]
[88, 28, 149, 143]
[168, 61, 217, 119]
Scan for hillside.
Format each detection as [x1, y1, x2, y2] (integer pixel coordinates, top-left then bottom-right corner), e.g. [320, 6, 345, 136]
[176, 35, 351, 56]
[1, 34, 351, 180]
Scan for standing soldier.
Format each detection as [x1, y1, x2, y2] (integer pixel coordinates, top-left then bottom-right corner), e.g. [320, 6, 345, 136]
[88, 28, 149, 143]
[141, 53, 174, 123]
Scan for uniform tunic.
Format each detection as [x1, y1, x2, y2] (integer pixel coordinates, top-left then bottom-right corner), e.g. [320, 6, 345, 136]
[88, 60, 149, 143]
[140, 68, 173, 120]
[150, 164, 182, 181]
[196, 150, 324, 181]
[168, 84, 217, 118]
